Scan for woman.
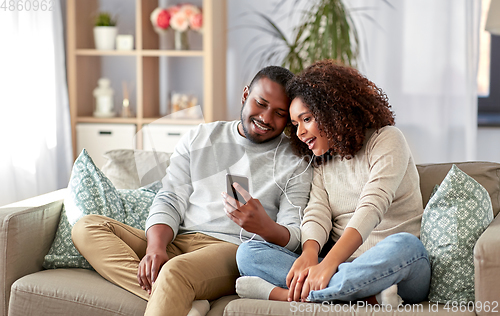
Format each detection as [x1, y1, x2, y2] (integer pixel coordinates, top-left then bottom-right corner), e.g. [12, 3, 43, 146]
[235, 60, 430, 306]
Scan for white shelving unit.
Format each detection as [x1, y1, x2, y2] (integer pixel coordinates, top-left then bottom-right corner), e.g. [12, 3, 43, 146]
[66, 0, 227, 159]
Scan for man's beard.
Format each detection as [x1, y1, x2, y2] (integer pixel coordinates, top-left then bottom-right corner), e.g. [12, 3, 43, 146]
[240, 102, 278, 144]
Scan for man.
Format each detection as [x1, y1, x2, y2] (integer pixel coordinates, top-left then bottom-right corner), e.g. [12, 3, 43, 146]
[72, 66, 312, 316]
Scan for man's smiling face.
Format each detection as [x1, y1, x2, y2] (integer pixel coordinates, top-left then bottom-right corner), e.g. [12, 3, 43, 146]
[238, 76, 290, 144]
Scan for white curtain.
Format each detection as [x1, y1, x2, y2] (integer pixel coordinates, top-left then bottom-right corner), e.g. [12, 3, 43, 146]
[351, 0, 481, 164]
[0, 1, 73, 206]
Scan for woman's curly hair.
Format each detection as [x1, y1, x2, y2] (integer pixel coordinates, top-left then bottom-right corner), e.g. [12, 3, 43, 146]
[286, 60, 395, 164]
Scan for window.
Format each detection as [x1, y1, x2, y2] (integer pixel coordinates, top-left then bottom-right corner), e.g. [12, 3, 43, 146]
[478, 0, 500, 125]
[478, 0, 491, 97]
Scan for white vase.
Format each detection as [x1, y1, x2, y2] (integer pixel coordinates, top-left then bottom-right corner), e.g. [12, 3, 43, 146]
[94, 26, 117, 50]
[174, 31, 189, 50]
[93, 78, 115, 117]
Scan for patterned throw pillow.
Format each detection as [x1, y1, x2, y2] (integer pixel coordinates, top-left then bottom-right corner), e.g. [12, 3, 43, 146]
[421, 164, 494, 303]
[43, 149, 162, 269]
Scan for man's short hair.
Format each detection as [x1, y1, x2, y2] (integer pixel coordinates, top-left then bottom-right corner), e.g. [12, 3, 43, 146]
[248, 66, 294, 92]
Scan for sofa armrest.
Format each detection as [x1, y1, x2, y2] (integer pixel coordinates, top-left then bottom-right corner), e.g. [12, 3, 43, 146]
[0, 189, 66, 316]
[474, 214, 500, 316]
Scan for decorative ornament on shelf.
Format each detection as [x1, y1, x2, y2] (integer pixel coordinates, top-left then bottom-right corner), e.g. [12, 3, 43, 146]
[93, 12, 117, 50]
[116, 35, 134, 51]
[121, 81, 134, 118]
[150, 3, 203, 50]
[93, 78, 115, 118]
[170, 92, 201, 119]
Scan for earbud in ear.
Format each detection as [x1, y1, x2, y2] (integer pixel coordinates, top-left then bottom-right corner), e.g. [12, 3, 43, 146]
[241, 85, 250, 105]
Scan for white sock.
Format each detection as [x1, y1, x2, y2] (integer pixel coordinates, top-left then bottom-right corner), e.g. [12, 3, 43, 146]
[235, 276, 277, 300]
[186, 300, 210, 316]
[375, 284, 403, 307]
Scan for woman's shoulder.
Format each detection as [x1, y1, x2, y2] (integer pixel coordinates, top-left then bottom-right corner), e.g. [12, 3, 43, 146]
[364, 125, 409, 154]
[376, 125, 403, 136]
[369, 125, 406, 144]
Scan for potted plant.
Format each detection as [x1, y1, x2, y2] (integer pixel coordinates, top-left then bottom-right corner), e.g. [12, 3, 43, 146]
[244, 0, 392, 73]
[93, 12, 117, 50]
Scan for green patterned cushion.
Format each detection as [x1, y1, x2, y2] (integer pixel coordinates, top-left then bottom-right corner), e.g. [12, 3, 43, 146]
[43, 149, 161, 269]
[421, 164, 494, 303]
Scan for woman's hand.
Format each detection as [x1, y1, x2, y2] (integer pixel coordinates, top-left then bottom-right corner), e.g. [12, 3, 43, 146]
[290, 228, 363, 301]
[286, 240, 319, 301]
[296, 261, 338, 301]
[288, 262, 337, 302]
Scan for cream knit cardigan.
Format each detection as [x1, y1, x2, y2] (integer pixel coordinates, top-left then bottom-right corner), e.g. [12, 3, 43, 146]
[301, 126, 423, 259]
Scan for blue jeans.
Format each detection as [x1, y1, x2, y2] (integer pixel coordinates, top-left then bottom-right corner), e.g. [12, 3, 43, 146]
[236, 232, 430, 303]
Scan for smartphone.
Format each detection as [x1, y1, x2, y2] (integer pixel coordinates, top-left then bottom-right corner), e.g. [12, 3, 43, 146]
[226, 174, 249, 204]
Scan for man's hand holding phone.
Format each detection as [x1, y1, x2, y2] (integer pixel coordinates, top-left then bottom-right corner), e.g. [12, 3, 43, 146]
[222, 178, 274, 236]
[225, 174, 249, 206]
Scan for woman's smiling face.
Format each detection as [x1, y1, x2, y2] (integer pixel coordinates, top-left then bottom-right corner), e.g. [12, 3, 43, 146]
[289, 97, 330, 156]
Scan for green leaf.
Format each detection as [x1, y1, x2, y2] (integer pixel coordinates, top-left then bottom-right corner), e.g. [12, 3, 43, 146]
[237, 0, 388, 74]
[95, 12, 116, 27]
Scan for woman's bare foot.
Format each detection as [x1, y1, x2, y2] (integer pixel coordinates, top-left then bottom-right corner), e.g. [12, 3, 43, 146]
[269, 286, 288, 301]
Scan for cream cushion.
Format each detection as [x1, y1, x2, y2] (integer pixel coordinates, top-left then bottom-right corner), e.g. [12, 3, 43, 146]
[101, 149, 171, 189]
[9, 269, 147, 316]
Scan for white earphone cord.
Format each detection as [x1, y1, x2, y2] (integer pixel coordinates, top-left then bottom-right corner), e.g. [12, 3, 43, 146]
[240, 136, 314, 243]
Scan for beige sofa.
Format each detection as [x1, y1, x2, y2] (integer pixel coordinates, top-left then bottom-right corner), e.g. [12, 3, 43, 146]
[1, 154, 500, 316]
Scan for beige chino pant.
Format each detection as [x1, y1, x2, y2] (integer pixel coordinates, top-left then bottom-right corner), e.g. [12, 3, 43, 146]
[72, 214, 239, 316]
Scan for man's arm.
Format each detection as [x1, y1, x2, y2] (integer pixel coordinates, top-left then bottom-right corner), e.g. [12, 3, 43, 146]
[139, 127, 199, 293]
[145, 125, 198, 240]
[258, 218, 291, 247]
[137, 224, 174, 294]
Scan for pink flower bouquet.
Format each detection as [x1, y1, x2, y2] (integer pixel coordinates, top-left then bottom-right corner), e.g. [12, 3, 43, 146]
[151, 3, 203, 34]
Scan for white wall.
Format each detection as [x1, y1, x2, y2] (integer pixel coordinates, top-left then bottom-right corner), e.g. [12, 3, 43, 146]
[226, 0, 306, 119]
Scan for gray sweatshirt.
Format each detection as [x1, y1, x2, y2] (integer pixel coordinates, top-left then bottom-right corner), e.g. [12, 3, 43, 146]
[146, 120, 312, 251]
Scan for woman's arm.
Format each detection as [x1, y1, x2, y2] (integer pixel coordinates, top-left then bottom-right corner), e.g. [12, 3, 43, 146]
[346, 127, 412, 242]
[290, 227, 362, 302]
[286, 166, 334, 301]
[300, 166, 333, 251]
[286, 240, 320, 299]
[320, 227, 362, 270]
